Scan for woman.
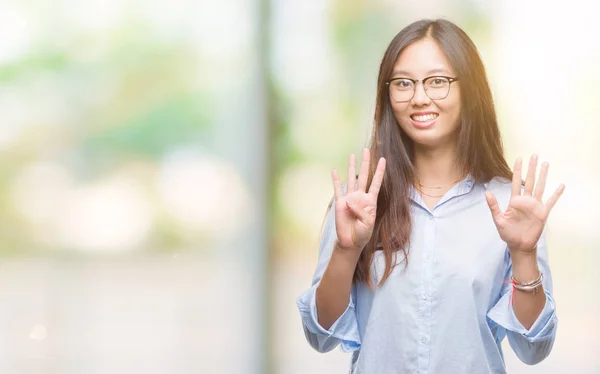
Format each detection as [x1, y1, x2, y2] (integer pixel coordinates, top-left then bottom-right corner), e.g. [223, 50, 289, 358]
[296, 19, 565, 373]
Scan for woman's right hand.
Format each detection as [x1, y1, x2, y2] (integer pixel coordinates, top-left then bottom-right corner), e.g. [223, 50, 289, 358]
[331, 148, 386, 252]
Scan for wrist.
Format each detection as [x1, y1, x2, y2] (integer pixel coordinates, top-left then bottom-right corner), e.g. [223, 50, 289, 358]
[509, 245, 537, 263]
[335, 239, 364, 252]
[333, 241, 363, 262]
[510, 250, 540, 282]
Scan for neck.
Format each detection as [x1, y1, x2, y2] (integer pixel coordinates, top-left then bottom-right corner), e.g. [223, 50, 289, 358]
[413, 143, 464, 187]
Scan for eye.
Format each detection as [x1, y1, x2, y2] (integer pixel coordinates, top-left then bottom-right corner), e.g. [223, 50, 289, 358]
[428, 77, 449, 87]
[392, 79, 413, 90]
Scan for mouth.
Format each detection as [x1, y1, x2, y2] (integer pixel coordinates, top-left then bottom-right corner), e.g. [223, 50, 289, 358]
[410, 113, 438, 129]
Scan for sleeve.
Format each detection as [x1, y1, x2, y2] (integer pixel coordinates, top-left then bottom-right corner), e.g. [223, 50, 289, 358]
[296, 202, 362, 353]
[487, 229, 557, 365]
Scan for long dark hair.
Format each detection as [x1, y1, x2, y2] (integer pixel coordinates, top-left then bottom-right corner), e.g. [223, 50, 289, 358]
[356, 19, 513, 287]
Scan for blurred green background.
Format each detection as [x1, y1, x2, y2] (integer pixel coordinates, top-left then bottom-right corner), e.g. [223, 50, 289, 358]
[0, 0, 597, 373]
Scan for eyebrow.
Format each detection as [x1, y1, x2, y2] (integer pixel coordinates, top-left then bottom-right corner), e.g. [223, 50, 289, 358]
[391, 68, 452, 77]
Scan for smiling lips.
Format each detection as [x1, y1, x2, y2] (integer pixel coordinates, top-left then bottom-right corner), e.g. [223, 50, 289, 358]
[410, 112, 439, 129]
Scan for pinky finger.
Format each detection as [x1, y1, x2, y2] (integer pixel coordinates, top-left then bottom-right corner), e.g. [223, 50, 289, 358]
[332, 169, 344, 200]
[545, 184, 566, 213]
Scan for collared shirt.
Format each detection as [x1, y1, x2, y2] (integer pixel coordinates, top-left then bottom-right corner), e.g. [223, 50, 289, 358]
[297, 175, 557, 374]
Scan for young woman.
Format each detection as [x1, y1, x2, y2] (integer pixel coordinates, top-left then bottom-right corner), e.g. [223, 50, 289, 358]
[296, 19, 565, 373]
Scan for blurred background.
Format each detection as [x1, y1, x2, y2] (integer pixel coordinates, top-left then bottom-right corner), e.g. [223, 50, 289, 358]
[0, 0, 598, 373]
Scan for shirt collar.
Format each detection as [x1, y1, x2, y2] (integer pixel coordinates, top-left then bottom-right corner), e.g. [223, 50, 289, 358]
[409, 173, 477, 211]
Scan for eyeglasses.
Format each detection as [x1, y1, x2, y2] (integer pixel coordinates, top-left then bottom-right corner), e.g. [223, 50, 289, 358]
[385, 76, 459, 102]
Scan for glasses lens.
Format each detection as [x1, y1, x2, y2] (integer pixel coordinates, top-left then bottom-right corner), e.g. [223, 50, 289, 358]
[424, 77, 450, 100]
[389, 79, 414, 102]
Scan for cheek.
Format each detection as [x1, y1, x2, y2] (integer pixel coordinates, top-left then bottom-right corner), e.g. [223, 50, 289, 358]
[439, 97, 461, 123]
[447, 91, 461, 116]
[391, 105, 413, 132]
[390, 101, 411, 121]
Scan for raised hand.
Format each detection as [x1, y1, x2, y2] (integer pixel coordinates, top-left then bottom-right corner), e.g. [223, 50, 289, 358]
[485, 155, 565, 253]
[331, 148, 386, 252]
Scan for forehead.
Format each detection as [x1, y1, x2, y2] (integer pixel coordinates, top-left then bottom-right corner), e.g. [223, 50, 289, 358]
[392, 38, 455, 77]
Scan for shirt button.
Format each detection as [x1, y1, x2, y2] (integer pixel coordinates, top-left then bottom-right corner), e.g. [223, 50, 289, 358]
[423, 293, 430, 300]
[425, 253, 431, 260]
[421, 337, 427, 343]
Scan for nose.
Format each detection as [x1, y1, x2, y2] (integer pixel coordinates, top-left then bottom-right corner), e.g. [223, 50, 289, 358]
[410, 81, 431, 107]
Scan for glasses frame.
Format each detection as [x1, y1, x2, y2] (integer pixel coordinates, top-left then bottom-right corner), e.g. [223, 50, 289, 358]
[385, 76, 459, 102]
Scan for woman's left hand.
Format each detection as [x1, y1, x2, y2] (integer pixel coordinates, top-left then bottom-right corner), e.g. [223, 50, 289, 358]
[485, 155, 565, 254]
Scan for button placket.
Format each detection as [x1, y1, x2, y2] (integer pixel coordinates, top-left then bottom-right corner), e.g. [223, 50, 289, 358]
[418, 213, 435, 372]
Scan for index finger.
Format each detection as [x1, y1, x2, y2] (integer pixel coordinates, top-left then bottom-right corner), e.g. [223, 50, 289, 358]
[357, 148, 371, 192]
[368, 157, 386, 196]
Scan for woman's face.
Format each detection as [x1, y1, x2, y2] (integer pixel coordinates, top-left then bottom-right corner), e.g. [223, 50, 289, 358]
[389, 38, 461, 150]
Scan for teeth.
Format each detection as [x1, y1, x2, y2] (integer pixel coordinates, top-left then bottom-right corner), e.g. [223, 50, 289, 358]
[411, 113, 438, 122]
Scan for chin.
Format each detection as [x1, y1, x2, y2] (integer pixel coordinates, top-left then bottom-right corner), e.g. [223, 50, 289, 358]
[410, 133, 454, 149]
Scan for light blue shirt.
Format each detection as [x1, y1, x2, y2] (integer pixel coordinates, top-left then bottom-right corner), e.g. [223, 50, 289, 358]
[297, 175, 557, 374]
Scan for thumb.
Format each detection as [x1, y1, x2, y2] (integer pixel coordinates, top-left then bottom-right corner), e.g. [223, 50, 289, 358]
[485, 191, 502, 221]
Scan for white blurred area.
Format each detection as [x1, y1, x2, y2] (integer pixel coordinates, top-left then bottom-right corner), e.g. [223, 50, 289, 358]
[0, 0, 596, 374]
[157, 149, 253, 235]
[0, 0, 262, 371]
[8, 153, 252, 252]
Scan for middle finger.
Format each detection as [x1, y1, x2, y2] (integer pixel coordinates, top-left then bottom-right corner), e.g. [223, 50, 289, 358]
[523, 154, 538, 196]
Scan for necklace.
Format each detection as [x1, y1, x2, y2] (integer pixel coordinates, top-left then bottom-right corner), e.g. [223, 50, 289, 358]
[418, 183, 448, 190]
[415, 173, 467, 198]
[418, 189, 446, 198]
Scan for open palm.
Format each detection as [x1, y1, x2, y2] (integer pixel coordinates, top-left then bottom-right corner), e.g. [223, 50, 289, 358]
[485, 155, 565, 252]
[332, 148, 386, 252]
